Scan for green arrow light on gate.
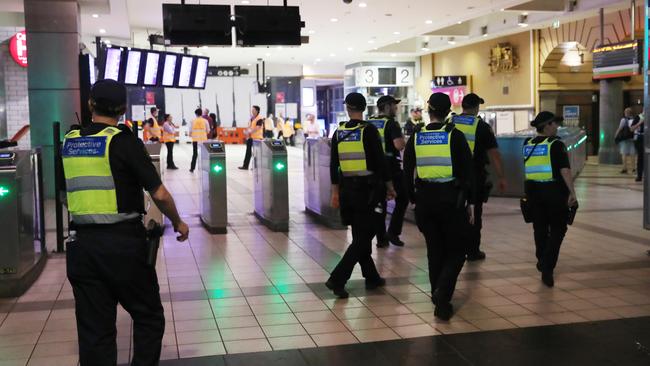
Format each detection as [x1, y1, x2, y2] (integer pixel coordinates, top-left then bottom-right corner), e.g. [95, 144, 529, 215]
[212, 164, 224, 174]
[274, 162, 286, 171]
[0, 186, 9, 197]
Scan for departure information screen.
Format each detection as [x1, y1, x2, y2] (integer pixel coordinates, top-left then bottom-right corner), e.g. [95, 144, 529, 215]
[593, 40, 640, 79]
[162, 54, 178, 87]
[124, 50, 142, 84]
[103, 48, 122, 81]
[88, 55, 96, 85]
[194, 58, 208, 89]
[178, 56, 193, 87]
[143, 52, 160, 85]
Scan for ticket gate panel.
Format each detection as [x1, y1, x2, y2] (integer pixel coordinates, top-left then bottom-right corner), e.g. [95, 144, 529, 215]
[303, 138, 345, 229]
[253, 139, 289, 232]
[144, 144, 164, 227]
[0, 150, 46, 297]
[200, 141, 228, 233]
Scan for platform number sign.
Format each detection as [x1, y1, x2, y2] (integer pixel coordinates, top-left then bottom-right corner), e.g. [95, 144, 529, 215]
[396, 67, 414, 86]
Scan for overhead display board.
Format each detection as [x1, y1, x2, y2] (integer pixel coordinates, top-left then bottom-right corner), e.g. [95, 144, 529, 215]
[177, 55, 194, 88]
[593, 40, 640, 79]
[193, 58, 209, 88]
[143, 52, 160, 86]
[103, 48, 122, 81]
[124, 49, 142, 85]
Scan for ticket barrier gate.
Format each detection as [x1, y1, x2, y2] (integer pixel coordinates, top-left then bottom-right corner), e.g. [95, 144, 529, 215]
[303, 138, 345, 229]
[0, 150, 46, 297]
[200, 141, 228, 233]
[144, 144, 164, 227]
[253, 139, 289, 232]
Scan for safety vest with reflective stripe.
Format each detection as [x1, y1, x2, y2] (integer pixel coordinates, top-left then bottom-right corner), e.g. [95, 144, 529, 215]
[161, 121, 176, 143]
[452, 114, 478, 154]
[368, 118, 389, 153]
[337, 123, 372, 177]
[191, 117, 208, 142]
[149, 117, 161, 139]
[250, 115, 264, 140]
[414, 125, 454, 182]
[524, 138, 555, 182]
[62, 126, 138, 224]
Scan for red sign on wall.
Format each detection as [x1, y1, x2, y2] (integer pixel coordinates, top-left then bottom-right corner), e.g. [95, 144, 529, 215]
[145, 92, 156, 105]
[433, 86, 466, 106]
[9, 31, 27, 68]
[276, 92, 285, 103]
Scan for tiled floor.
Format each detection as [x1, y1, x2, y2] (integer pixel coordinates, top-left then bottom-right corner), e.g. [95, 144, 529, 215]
[1, 143, 649, 365]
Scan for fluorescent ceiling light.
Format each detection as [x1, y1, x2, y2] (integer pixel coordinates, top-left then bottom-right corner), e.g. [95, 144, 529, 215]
[425, 20, 433, 24]
[358, 2, 367, 8]
[99, 28, 106, 34]
[92, 14, 99, 18]
[330, 18, 338, 22]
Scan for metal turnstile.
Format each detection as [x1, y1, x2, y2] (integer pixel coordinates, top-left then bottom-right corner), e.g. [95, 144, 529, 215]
[144, 143, 164, 227]
[489, 127, 587, 197]
[303, 138, 345, 229]
[253, 139, 289, 231]
[200, 141, 228, 233]
[0, 149, 47, 297]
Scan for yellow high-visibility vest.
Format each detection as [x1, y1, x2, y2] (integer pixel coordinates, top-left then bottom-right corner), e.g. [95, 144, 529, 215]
[62, 126, 139, 224]
[250, 115, 264, 140]
[524, 138, 555, 182]
[414, 125, 454, 182]
[337, 123, 372, 177]
[191, 117, 208, 142]
[368, 118, 388, 153]
[452, 114, 478, 154]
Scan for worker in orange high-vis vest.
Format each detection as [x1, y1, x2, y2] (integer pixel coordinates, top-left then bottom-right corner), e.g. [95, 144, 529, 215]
[145, 107, 162, 142]
[161, 113, 179, 170]
[190, 108, 210, 173]
[239, 105, 264, 170]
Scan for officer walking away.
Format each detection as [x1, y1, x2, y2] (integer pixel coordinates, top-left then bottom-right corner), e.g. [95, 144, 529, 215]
[190, 108, 210, 173]
[524, 111, 578, 287]
[239, 106, 264, 170]
[62, 79, 189, 365]
[369, 95, 408, 248]
[403, 92, 475, 320]
[452, 93, 507, 261]
[326, 92, 396, 298]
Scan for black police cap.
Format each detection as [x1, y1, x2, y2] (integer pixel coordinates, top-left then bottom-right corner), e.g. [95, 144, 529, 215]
[91, 79, 127, 108]
[376, 95, 401, 108]
[462, 93, 485, 109]
[427, 92, 451, 113]
[344, 92, 367, 111]
[531, 111, 563, 128]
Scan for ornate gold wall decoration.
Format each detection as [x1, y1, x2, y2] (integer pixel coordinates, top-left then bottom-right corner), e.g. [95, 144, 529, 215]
[488, 43, 520, 75]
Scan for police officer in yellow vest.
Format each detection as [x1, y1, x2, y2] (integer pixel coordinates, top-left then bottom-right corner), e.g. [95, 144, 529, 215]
[190, 108, 210, 173]
[451, 93, 507, 261]
[368, 95, 408, 248]
[524, 111, 577, 287]
[403, 93, 475, 320]
[62, 79, 189, 365]
[239, 106, 264, 170]
[326, 93, 396, 298]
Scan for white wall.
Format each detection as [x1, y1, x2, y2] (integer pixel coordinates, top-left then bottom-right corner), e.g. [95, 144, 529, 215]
[165, 76, 268, 128]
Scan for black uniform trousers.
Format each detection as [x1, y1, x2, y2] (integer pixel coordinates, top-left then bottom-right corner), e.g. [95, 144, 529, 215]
[165, 142, 175, 168]
[329, 178, 382, 286]
[67, 222, 165, 366]
[527, 182, 568, 272]
[241, 138, 253, 169]
[190, 141, 199, 171]
[467, 176, 487, 256]
[375, 168, 409, 240]
[635, 137, 644, 179]
[414, 184, 468, 304]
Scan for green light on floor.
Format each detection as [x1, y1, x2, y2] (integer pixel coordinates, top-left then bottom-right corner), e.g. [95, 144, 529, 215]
[0, 186, 9, 197]
[275, 162, 286, 171]
[212, 164, 223, 174]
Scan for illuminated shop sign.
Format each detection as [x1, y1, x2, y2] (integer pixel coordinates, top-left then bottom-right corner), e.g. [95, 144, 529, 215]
[9, 31, 27, 68]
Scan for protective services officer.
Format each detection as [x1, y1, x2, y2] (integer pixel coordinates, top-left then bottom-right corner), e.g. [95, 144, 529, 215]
[326, 92, 396, 298]
[523, 111, 577, 287]
[190, 108, 210, 173]
[403, 92, 475, 320]
[62, 79, 189, 365]
[369, 95, 408, 248]
[239, 105, 264, 170]
[451, 93, 506, 261]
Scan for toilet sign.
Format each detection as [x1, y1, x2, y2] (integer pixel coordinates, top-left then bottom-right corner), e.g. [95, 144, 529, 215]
[9, 31, 27, 68]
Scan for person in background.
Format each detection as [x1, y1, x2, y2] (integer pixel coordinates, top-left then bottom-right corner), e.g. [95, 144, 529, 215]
[210, 112, 219, 137]
[276, 114, 286, 140]
[523, 112, 577, 288]
[190, 108, 210, 173]
[161, 114, 179, 170]
[632, 109, 645, 182]
[283, 117, 295, 146]
[404, 108, 424, 137]
[145, 107, 162, 143]
[305, 114, 321, 138]
[239, 106, 264, 170]
[264, 113, 275, 138]
[452, 93, 507, 261]
[616, 107, 636, 174]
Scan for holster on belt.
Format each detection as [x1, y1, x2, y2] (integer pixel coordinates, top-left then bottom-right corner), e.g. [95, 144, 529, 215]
[145, 220, 163, 267]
